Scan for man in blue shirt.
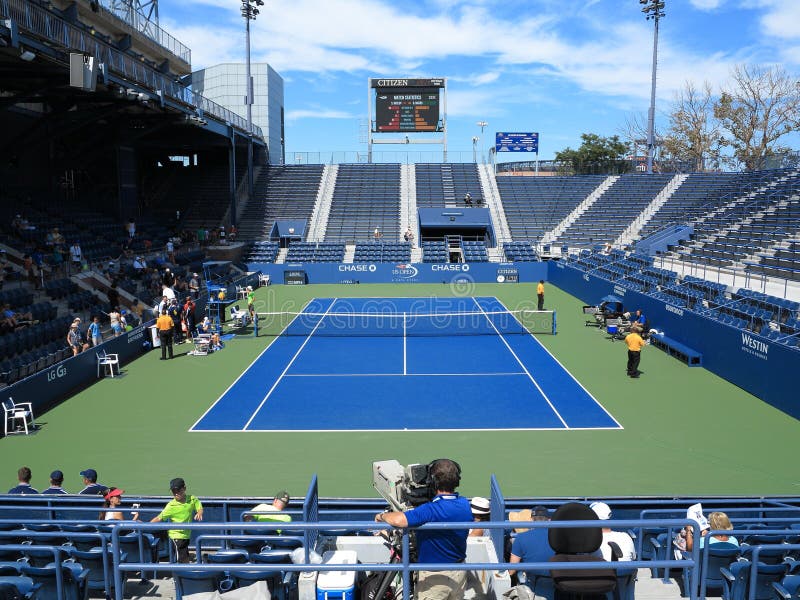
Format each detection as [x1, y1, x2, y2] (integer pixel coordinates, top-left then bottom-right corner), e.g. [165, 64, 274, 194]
[79, 468, 109, 495]
[375, 459, 472, 600]
[41, 470, 69, 495]
[8, 466, 38, 494]
[509, 506, 555, 596]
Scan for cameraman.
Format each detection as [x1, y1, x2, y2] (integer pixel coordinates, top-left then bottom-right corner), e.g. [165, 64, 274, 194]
[374, 459, 472, 600]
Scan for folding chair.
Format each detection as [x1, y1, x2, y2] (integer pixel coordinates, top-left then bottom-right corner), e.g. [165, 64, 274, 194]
[2, 397, 35, 436]
[96, 351, 120, 378]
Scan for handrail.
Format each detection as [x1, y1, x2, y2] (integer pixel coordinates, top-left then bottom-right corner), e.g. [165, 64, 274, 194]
[0, 0, 262, 139]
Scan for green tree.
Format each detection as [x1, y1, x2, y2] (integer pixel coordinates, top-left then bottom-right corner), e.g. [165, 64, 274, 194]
[713, 64, 800, 171]
[662, 81, 721, 172]
[555, 133, 630, 175]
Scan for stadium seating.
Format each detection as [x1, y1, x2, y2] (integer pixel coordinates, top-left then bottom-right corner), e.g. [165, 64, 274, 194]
[285, 242, 345, 263]
[353, 242, 411, 263]
[421, 240, 448, 263]
[415, 163, 484, 207]
[324, 164, 401, 242]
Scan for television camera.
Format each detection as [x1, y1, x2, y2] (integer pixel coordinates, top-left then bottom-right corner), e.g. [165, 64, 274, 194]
[372, 460, 436, 512]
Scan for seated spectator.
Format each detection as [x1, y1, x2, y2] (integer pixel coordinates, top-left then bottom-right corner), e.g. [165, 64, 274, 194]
[509, 506, 555, 594]
[8, 466, 39, 494]
[132, 256, 147, 274]
[41, 470, 68, 495]
[210, 332, 224, 351]
[2, 303, 34, 332]
[100, 488, 139, 521]
[685, 511, 738, 550]
[198, 316, 211, 334]
[79, 468, 109, 495]
[469, 497, 491, 537]
[590, 501, 636, 561]
[464, 192, 472, 206]
[243, 491, 291, 533]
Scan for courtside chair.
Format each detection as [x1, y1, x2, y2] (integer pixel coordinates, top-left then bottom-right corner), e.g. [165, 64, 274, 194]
[95, 351, 119, 378]
[2, 397, 35, 436]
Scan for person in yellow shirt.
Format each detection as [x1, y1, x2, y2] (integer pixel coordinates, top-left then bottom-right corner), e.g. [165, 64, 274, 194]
[156, 309, 174, 360]
[624, 330, 646, 378]
[537, 280, 545, 311]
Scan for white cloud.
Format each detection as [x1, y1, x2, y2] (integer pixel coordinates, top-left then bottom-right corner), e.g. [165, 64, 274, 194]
[758, 0, 800, 40]
[285, 108, 357, 121]
[688, 0, 725, 9]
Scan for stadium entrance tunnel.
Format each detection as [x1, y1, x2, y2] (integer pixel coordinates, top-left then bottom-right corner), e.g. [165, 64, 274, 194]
[417, 208, 495, 246]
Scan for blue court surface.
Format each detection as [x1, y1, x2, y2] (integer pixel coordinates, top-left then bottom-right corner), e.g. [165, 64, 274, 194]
[191, 297, 621, 432]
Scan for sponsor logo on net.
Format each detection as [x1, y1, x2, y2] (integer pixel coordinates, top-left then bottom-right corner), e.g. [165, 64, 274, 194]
[665, 304, 684, 317]
[432, 264, 470, 272]
[47, 364, 67, 382]
[741, 332, 769, 360]
[392, 264, 419, 279]
[338, 264, 377, 273]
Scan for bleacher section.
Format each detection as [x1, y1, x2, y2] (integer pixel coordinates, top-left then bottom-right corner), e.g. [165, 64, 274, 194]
[353, 242, 411, 263]
[503, 241, 538, 262]
[461, 240, 489, 262]
[242, 241, 280, 263]
[324, 164, 401, 242]
[285, 242, 345, 263]
[495, 175, 606, 241]
[238, 165, 324, 241]
[421, 240, 448, 263]
[755, 240, 800, 280]
[555, 174, 673, 248]
[415, 163, 484, 207]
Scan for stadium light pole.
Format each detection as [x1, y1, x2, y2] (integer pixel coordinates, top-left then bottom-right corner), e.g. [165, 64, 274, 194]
[241, 0, 263, 219]
[640, 0, 665, 174]
[472, 136, 479, 163]
[476, 121, 488, 163]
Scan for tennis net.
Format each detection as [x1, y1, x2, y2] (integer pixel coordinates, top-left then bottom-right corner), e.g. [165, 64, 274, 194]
[256, 309, 556, 337]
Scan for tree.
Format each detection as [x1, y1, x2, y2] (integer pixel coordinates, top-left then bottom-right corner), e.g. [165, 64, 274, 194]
[555, 133, 630, 175]
[713, 64, 800, 171]
[662, 81, 721, 172]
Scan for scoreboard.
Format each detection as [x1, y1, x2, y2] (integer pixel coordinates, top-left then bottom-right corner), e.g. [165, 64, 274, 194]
[371, 78, 444, 133]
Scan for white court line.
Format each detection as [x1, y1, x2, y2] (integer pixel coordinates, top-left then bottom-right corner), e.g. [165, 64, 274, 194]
[490, 296, 624, 430]
[472, 297, 569, 429]
[282, 372, 527, 377]
[403, 312, 407, 375]
[188, 298, 314, 432]
[242, 298, 337, 431]
[194, 426, 620, 433]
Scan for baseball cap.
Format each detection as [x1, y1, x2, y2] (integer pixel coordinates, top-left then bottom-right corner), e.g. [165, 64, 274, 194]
[532, 505, 549, 518]
[170, 477, 186, 492]
[80, 469, 98, 481]
[470, 497, 490, 516]
[275, 490, 290, 504]
[590, 501, 612, 520]
[104, 488, 124, 500]
[50, 470, 64, 482]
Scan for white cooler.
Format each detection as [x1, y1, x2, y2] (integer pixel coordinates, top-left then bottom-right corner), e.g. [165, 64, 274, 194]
[316, 550, 358, 600]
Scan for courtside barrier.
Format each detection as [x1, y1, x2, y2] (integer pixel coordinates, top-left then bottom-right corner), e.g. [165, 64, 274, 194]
[0, 320, 154, 421]
[549, 261, 798, 419]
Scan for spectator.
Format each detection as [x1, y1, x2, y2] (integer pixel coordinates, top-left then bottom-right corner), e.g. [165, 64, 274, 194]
[243, 490, 291, 533]
[464, 192, 472, 206]
[373, 228, 382, 240]
[69, 241, 82, 273]
[469, 497, 490, 537]
[108, 308, 123, 337]
[100, 488, 139, 521]
[375, 459, 471, 600]
[156, 309, 174, 360]
[247, 286, 255, 321]
[183, 297, 197, 338]
[509, 506, 555, 595]
[189, 273, 200, 299]
[198, 316, 211, 334]
[8, 466, 38, 494]
[79, 469, 109, 495]
[219, 227, 226, 245]
[41, 470, 68, 495]
[685, 511, 738, 550]
[168, 298, 183, 344]
[590, 502, 636, 561]
[404, 226, 415, 245]
[67, 322, 87, 356]
[162, 268, 174, 288]
[228, 225, 237, 241]
[126, 220, 136, 239]
[165, 240, 175, 264]
[150, 477, 203, 563]
[132, 256, 147, 274]
[88, 315, 103, 347]
[210, 332, 224, 352]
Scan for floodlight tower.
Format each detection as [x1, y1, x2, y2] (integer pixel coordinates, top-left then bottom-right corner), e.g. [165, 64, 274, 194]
[241, 0, 263, 214]
[476, 121, 488, 163]
[472, 136, 479, 163]
[640, 0, 665, 174]
[109, 0, 159, 39]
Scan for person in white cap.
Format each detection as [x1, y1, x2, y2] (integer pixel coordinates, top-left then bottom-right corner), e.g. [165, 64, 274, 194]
[589, 501, 635, 561]
[469, 497, 490, 537]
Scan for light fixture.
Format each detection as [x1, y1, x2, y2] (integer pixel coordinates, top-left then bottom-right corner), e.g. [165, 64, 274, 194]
[20, 49, 36, 61]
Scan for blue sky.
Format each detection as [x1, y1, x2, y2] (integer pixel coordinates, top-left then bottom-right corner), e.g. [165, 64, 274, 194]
[160, 0, 800, 162]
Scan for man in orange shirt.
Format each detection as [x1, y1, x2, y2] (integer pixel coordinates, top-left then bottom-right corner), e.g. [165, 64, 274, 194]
[624, 330, 646, 378]
[537, 280, 545, 311]
[156, 309, 174, 360]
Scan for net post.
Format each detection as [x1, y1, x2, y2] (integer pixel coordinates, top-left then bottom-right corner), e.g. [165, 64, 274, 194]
[253, 313, 258, 337]
[552, 310, 557, 335]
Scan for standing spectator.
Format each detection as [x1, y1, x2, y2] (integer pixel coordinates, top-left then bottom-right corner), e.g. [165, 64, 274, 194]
[624, 329, 646, 378]
[79, 468, 109, 495]
[67, 322, 88, 355]
[168, 299, 183, 344]
[126, 220, 136, 239]
[375, 459, 471, 600]
[590, 502, 636, 561]
[464, 192, 472, 206]
[156, 309, 174, 360]
[109, 308, 123, 337]
[162, 268, 174, 288]
[150, 477, 203, 563]
[373, 228, 382, 240]
[8, 466, 38, 494]
[69, 241, 82, 273]
[88, 315, 103, 346]
[41, 470, 68, 495]
[404, 226, 415, 245]
[165, 240, 175, 263]
[189, 273, 200, 299]
[183, 297, 197, 338]
[537, 280, 545, 311]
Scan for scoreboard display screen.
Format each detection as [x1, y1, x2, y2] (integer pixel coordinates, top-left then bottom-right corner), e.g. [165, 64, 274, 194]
[284, 270, 307, 285]
[375, 88, 440, 132]
[371, 78, 444, 133]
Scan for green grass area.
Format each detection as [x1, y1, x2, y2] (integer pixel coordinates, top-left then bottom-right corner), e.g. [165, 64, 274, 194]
[4, 282, 799, 500]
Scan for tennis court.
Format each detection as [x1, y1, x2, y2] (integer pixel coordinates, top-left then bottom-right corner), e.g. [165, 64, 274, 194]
[191, 296, 621, 432]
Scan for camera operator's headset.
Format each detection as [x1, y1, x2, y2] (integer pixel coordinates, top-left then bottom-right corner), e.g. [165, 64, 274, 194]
[427, 458, 461, 496]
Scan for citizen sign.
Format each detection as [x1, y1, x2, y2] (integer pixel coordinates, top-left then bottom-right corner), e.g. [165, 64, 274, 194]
[432, 264, 470, 272]
[47, 364, 67, 382]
